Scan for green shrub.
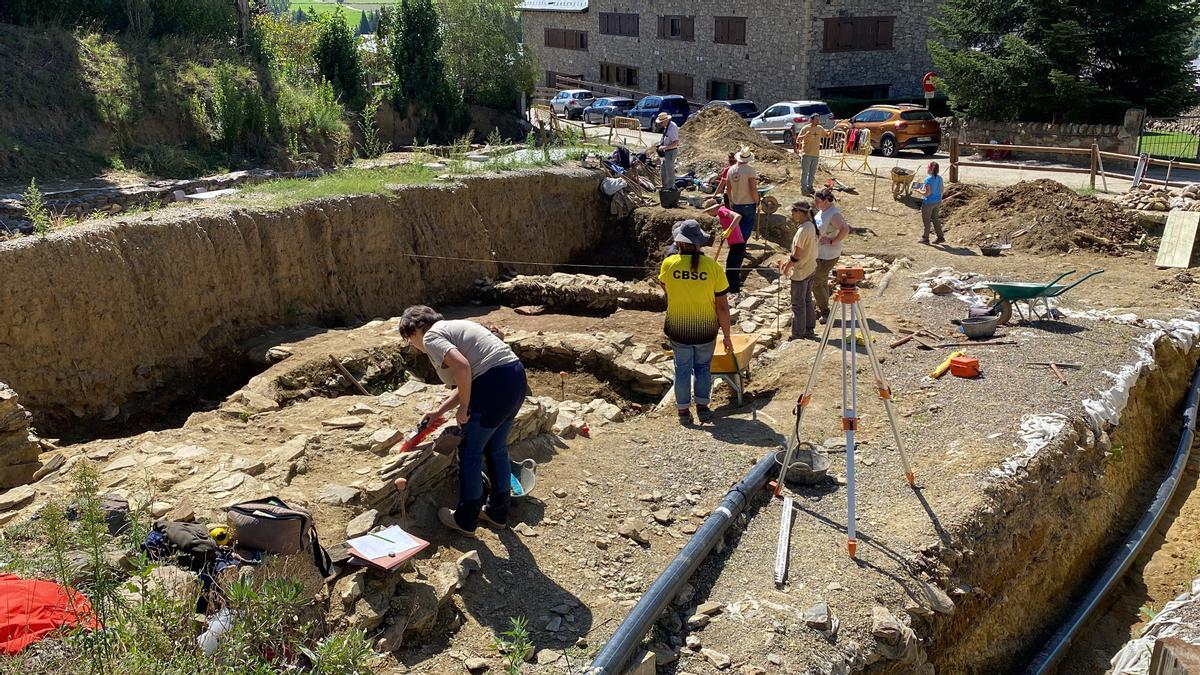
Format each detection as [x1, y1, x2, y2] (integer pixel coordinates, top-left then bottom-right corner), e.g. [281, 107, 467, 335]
[275, 79, 351, 153]
[148, 0, 238, 41]
[251, 13, 319, 80]
[22, 178, 50, 236]
[77, 32, 140, 133]
[312, 8, 365, 109]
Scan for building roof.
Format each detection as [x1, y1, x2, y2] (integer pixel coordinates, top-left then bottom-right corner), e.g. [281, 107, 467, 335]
[517, 0, 588, 12]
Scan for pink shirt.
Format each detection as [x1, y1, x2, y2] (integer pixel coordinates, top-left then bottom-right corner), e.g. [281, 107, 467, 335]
[717, 206, 744, 244]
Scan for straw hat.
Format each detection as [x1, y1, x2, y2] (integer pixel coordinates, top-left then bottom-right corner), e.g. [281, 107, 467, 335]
[735, 145, 754, 163]
[656, 112, 672, 124]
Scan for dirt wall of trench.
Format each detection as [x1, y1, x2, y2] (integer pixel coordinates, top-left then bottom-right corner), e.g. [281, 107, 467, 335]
[0, 167, 609, 430]
[916, 337, 1200, 673]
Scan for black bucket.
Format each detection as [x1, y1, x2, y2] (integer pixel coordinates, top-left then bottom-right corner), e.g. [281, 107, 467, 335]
[659, 188, 680, 208]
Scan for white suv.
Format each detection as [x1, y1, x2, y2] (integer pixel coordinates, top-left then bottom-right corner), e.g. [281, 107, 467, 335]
[550, 89, 596, 120]
[750, 101, 836, 146]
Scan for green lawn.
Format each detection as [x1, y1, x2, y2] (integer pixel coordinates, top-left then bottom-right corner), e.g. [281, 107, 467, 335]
[290, 1, 366, 26]
[1140, 130, 1200, 161]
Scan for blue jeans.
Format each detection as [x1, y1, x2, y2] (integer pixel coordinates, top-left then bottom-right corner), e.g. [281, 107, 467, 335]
[730, 202, 756, 238]
[456, 414, 515, 531]
[671, 340, 717, 409]
[801, 155, 819, 193]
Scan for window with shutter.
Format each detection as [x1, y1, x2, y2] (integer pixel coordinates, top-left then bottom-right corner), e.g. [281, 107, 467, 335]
[714, 17, 745, 45]
[822, 16, 896, 51]
[657, 16, 666, 38]
[682, 16, 694, 41]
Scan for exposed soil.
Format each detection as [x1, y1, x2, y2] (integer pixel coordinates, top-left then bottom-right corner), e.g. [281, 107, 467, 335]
[939, 178, 1144, 254]
[678, 107, 794, 181]
[525, 368, 650, 410]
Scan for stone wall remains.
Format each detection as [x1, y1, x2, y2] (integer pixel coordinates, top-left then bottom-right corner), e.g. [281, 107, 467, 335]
[937, 112, 1142, 162]
[521, 0, 937, 105]
[0, 383, 39, 489]
[0, 167, 610, 429]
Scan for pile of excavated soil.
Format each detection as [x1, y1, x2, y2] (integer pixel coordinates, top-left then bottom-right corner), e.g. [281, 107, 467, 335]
[677, 106, 792, 178]
[941, 179, 1142, 254]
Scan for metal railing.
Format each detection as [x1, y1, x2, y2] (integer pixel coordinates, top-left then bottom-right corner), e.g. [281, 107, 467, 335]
[1138, 116, 1200, 161]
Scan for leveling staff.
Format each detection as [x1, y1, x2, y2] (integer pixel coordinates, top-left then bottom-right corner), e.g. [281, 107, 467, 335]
[658, 220, 734, 425]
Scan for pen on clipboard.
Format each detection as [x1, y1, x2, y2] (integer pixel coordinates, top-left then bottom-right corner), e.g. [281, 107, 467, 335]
[370, 531, 399, 557]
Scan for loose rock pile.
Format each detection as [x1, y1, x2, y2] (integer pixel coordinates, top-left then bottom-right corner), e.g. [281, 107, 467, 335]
[491, 273, 666, 312]
[1114, 183, 1200, 213]
[506, 331, 674, 396]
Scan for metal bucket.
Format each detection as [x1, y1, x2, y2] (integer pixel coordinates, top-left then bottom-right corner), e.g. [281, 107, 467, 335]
[774, 444, 830, 485]
[659, 188, 680, 208]
[481, 458, 537, 500]
[962, 315, 1000, 340]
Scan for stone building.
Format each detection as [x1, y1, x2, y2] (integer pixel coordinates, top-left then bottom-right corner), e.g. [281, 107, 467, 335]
[519, 0, 940, 105]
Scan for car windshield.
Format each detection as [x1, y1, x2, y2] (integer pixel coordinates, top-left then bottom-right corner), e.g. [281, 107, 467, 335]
[614, 100, 633, 108]
[574, 92, 593, 99]
[594, 98, 612, 106]
[794, 103, 832, 116]
[900, 110, 935, 121]
[662, 98, 689, 113]
[730, 102, 757, 114]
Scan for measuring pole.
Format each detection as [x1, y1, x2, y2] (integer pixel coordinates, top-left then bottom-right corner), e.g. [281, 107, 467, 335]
[775, 496, 794, 586]
[842, 297, 859, 558]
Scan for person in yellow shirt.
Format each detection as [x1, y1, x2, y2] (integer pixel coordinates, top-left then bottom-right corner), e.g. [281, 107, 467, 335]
[658, 220, 734, 424]
[795, 115, 831, 195]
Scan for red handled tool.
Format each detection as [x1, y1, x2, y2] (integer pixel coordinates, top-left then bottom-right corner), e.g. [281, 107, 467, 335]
[400, 415, 445, 453]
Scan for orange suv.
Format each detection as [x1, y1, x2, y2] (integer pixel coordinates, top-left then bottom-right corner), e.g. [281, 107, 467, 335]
[836, 104, 941, 157]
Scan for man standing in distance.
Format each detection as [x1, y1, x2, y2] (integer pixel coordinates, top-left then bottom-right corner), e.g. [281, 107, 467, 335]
[656, 112, 681, 189]
[796, 115, 830, 195]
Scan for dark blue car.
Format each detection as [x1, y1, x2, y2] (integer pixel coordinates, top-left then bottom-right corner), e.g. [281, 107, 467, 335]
[582, 97, 635, 125]
[628, 95, 691, 130]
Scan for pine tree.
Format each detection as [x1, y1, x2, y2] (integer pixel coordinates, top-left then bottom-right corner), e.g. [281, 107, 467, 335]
[293, 8, 307, 23]
[357, 12, 370, 35]
[930, 0, 1200, 121]
[385, 0, 467, 135]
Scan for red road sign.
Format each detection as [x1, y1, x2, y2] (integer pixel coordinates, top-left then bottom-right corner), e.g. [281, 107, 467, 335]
[922, 72, 937, 94]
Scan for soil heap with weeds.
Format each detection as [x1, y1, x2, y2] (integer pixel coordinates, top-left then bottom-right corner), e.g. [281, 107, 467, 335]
[677, 107, 791, 179]
[941, 179, 1142, 254]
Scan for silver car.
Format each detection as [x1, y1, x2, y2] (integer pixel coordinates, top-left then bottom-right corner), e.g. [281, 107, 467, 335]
[549, 89, 595, 120]
[750, 100, 836, 146]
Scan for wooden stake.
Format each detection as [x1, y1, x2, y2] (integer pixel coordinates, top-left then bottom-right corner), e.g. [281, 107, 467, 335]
[329, 355, 371, 396]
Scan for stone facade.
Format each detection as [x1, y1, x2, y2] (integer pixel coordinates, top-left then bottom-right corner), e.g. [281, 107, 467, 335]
[520, 0, 940, 105]
[938, 111, 1142, 162]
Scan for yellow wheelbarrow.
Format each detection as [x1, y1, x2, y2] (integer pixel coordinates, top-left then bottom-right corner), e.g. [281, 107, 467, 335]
[711, 334, 758, 405]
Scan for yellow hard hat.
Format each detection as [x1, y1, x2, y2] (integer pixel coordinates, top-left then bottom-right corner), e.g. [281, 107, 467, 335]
[209, 525, 235, 546]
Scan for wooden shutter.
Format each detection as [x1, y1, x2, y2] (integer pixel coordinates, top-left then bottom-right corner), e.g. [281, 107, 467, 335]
[732, 18, 745, 45]
[837, 20, 853, 50]
[852, 19, 873, 51]
[682, 74, 694, 97]
[599, 13, 609, 34]
[658, 72, 666, 91]
[714, 17, 727, 44]
[823, 19, 835, 50]
[657, 16, 666, 38]
[578, 31, 587, 50]
[683, 16, 695, 41]
[876, 17, 894, 49]
[626, 14, 639, 37]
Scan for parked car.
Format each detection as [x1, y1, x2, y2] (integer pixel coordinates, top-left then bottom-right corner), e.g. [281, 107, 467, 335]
[582, 97, 636, 125]
[836, 104, 941, 157]
[629, 95, 691, 130]
[749, 101, 835, 146]
[701, 99, 759, 120]
[550, 89, 595, 120]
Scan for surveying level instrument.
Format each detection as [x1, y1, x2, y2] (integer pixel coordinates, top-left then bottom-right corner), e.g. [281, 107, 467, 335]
[775, 266, 916, 559]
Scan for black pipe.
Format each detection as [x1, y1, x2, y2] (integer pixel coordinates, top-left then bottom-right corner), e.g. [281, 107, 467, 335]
[588, 450, 779, 674]
[1027, 361, 1200, 674]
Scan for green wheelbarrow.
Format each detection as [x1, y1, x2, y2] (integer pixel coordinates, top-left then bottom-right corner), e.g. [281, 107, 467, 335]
[986, 269, 1105, 325]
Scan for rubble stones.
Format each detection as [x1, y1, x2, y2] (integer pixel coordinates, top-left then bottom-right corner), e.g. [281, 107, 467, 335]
[346, 509, 378, 538]
[803, 602, 832, 630]
[702, 648, 732, 670]
[618, 517, 649, 545]
[697, 601, 725, 616]
[318, 484, 360, 505]
[492, 273, 665, 312]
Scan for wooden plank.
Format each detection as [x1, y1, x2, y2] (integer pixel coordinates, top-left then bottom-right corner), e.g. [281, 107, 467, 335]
[960, 142, 1093, 156]
[955, 161, 1091, 174]
[1156, 211, 1200, 269]
[1150, 637, 1200, 674]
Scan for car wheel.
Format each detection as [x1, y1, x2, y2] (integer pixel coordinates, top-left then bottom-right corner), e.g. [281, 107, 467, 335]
[922, 146, 937, 156]
[880, 135, 898, 157]
[603, 114, 611, 125]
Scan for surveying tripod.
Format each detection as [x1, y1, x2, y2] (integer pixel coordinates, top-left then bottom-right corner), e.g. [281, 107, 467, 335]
[775, 266, 916, 559]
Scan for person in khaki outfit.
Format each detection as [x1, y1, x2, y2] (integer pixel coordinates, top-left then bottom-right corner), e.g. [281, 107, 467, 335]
[795, 115, 831, 195]
[778, 201, 820, 339]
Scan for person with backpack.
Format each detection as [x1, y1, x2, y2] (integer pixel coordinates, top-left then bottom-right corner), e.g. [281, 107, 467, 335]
[658, 220, 734, 424]
[398, 306, 527, 535]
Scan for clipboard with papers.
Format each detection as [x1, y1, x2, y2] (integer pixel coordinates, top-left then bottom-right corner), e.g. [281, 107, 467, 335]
[346, 525, 429, 571]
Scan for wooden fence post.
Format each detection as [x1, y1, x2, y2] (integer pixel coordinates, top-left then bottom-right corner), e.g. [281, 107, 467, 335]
[949, 137, 959, 183]
[1089, 143, 1098, 190]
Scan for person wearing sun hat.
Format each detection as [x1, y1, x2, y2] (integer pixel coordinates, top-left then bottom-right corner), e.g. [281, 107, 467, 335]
[723, 146, 759, 302]
[655, 111, 681, 189]
[657, 220, 734, 424]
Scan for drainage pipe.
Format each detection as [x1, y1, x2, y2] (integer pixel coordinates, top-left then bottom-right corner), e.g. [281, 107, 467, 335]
[1027, 361, 1200, 674]
[588, 450, 778, 674]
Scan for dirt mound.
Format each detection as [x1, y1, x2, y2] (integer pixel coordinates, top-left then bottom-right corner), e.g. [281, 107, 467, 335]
[677, 106, 791, 178]
[942, 179, 1142, 254]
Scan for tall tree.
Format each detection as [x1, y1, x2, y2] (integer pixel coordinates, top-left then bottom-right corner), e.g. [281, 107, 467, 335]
[312, 7, 365, 108]
[357, 12, 370, 35]
[438, 0, 536, 109]
[930, 0, 1200, 122]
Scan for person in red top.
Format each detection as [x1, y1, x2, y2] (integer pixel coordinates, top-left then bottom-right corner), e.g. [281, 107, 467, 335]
[714, 152, 736, 202]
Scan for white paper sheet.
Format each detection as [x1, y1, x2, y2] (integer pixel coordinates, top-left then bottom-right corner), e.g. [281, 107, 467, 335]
[346, 525, 422, 559]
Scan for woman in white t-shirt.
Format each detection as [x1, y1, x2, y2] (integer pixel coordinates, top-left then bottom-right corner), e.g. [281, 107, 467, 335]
[398, 306, 527, 536]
